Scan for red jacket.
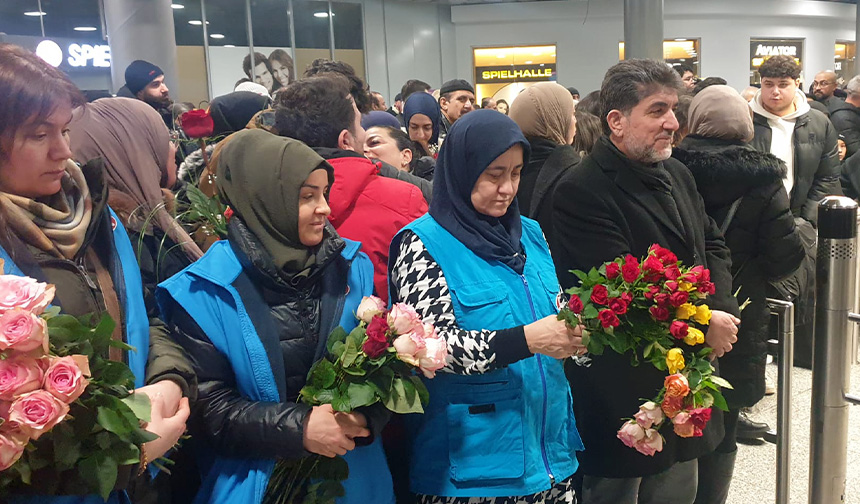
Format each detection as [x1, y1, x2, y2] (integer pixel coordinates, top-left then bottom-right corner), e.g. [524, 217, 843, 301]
[324, 151, 428, 302]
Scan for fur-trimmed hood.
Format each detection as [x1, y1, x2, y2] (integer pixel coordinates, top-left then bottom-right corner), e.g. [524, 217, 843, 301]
[673, 135, 786, 207]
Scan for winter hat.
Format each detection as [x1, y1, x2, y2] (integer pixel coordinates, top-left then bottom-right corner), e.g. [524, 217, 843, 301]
[439, 79, 474, 97]
[234, 81, 270, 98]
[361, 110, 401, 130]
[124, 60, 164, 95]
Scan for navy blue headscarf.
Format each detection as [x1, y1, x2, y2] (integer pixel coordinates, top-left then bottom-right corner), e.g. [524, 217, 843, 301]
[361, 110, 401, 130]
[403, 92, 441, 145]
[430, 109, 531, 274]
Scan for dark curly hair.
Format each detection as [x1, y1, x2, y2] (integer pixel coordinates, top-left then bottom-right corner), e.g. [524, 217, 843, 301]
[303, 59, 372, 114]
[758, 55, 801, 80]
[274, 75, 354, 149]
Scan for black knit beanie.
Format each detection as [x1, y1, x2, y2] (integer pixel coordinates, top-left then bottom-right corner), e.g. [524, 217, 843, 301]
[125, 60, 164, 95]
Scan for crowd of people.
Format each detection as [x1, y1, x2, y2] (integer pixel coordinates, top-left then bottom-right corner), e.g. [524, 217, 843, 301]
[0, 40, 846, 504]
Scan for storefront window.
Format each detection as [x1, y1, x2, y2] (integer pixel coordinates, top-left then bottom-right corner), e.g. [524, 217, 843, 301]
[619, 39, 700, 76]
[473, 45, 557, 105]
[750, 38, 802, 85]
[835, 41, 855, 85]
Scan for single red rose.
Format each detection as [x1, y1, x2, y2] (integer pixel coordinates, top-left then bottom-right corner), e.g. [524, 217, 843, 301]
[698, 268, 711, 282]
[224, 207, 234, 222]
[621, 264, 640, 283]
[643, 285, 660, 300]
[598, 309, 620, 329]
[656, 248, 678, 266]
[608, 297, 628, 315]
[568, 294, 584, 314]
[654, 293, 670, 307]
[649, 305, 670, 321]
[689, 407, 712, 437]
[590, 284, 609, 305]
[362, 315, 390, 358]
[642, 255, 665, 281]
[681, 273, 697, 283]
[698, 281, 716, 295]
[689, 265, 705, 279]
[180, 109, 215, 138]
[664, 265, 681, 281]
[620, 292, 633, 304]
[669, 320, 689, 340]
[669, 291, 689, 308]
[665, 280, 679, 292]
[605, 262, 621, 280]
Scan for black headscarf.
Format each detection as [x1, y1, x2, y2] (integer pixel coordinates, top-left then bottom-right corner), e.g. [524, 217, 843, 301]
[210, 91, 272, 137]
[429, 109, 530, 273]
[403, 92, 441, 145]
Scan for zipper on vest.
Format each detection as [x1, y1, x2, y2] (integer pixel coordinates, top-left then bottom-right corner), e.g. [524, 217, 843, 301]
[76, 257, 98, 291]
[520, 275, 555, 485]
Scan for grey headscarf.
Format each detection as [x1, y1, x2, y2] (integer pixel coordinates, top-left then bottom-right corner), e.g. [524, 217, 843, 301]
[688, 85, 755, 143]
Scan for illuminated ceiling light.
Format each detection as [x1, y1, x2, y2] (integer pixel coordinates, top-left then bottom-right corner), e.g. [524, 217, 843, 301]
[188, 20, 202, 25]
[24, 11, 46, 16]
[35, 40, 62, 67]
[674, 38, 687, 41]
[210, 33, 225, 39]
[171, 4, 185, 9]
[74, 26, 98, 31]
[525, 60, 533, 64]
[224, 44, 235, 48]
[314, 11, 333, 18]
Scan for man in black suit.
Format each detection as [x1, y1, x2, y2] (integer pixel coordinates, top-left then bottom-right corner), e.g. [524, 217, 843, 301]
[550, 59, 741, 504]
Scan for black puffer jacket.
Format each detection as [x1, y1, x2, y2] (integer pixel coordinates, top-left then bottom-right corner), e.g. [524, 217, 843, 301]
[750, 109, 841, 225]
[674, 137, 805, 407]
[829, 99, 860, 158]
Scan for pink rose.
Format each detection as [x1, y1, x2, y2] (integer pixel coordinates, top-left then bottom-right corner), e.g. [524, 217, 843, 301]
[356, 296, 386, 324]
[392, 331, 425, 366]
[634, 401, 665, 429]
[617, 420, 646, 448]
[0, 308, 48, 354]
[0, 429, 27, 470]
[672, 411, 696, 438]
[634, 428, 664, 456]
[423, 322, 439, 341]
[387, 303, 423, 335]
[9, 390, 69, 440]
[44, 356, 90, 404]
[0, 275, 55, 315]
[416, 337, 447, 378]
[0, 358, 45, 401]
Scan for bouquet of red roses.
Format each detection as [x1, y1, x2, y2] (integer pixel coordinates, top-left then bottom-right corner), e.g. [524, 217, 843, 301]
[0, 261, 155, 499]
[557, 244, 732, 456]
[263, 296, 446, 504]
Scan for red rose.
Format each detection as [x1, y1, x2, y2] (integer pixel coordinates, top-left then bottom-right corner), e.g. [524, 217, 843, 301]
[654, 293, 670, 307]
[661, 394, 684, 418]
[598, 309, 620, 329]
[362, 315, 390, 358]
[180, 109, 215, 138]
[669, 291, 689, 308]
[689, 407, 712, 436]
[620, 292, 633, 304]
[224, 207, 234, 222]
[605, 262, 621, 280]
[664, 265, 681, 281]
[643, 285, 660, 300]
[669, 320, 689, 340]
[656, 248, 678, 266]
[698, 281, 716, 295]
[608, 297, 628, 315]
[649, 305, 670, 321]
[689, 265, 706, 279]
[642, 255, 665, 281]
[622, 255, 641, 283]
[568, 294, 584, 314]
[590, 284, 609, 305]
[665, 280, 678, 292]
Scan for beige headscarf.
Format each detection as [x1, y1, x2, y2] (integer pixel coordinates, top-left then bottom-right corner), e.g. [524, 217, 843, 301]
[688, 85, 755, 143]
[69, 98, 203, 260]
[509, 82, 575, 145]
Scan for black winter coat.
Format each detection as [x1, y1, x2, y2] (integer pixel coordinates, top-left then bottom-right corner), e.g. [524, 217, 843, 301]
[549, 136, 739, 478]
[518, 137, 581, 242]
[750, 109, 841, 225]
[674, 137, 804, 408]
[165, 219, 388, 463]
[829, 99, 860, 158]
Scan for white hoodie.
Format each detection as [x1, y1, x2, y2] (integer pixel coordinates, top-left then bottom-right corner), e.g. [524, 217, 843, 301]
[749, 89, 811, 195]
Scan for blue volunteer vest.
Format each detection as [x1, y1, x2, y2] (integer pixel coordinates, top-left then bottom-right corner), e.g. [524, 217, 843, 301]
[9, 209, 151, 504]
[156, 239, 394, 504]
[398, 214, 583, 498]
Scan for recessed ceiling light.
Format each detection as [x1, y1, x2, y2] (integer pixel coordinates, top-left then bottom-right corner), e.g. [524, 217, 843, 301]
[74, 26, 97, 32]
[24, 11, 46, 16]
[313, 11, 333, 18]
[188, 20, 202, 25]
[224, 44, 235, 48]
[210, 33, 224, 39]
[171, 4, 185, 9]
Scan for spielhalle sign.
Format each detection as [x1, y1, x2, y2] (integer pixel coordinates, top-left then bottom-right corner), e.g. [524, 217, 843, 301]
[476, 64, 556, 84]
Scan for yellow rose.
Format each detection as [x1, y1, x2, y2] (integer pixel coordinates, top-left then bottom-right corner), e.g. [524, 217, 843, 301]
[676, 303, 697, 320]
[683, 327, 705, 346]
[666, 348, 685, 374]
[693, 304, 712, 325]
[678, 281, 696, 292]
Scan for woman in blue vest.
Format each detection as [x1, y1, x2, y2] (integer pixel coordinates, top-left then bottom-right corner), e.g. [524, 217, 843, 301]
[156, 129, 394, 504]
[388, 109, 586, 503]
[0, 44, 194, 502]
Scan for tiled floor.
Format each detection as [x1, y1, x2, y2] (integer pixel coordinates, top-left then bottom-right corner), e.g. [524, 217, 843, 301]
[727, 362, 860, 504]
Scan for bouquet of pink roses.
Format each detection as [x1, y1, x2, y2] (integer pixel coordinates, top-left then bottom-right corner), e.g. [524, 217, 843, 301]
[558, 244, 732, 456]
[0, 261, 155, 499]
[263, 296, 446, 504]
